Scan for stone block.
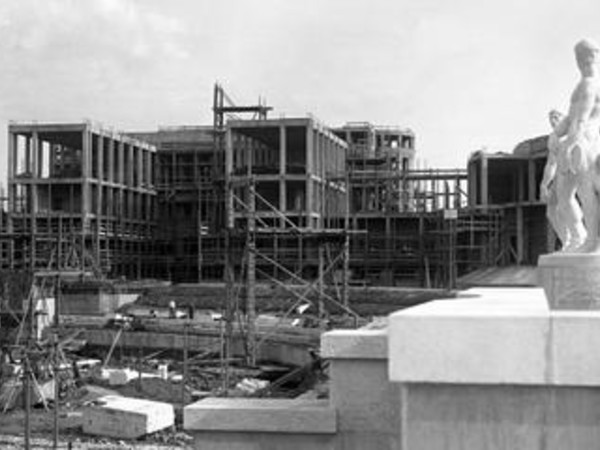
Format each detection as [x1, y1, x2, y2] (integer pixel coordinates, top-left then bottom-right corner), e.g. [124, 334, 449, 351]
[330, 359, 401, 434]
[538, 253, 600, 310]
[184, 398, 336, 434]
[83, 395, 174, 439]
[108, 368, 138, 386]
[550, 310, 600, 385]
[403, 383, 600, 450]
[388, 288, 549, 384]
[321, 328, 387, 360]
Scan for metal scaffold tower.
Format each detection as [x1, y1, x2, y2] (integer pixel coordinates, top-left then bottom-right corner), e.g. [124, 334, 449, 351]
[211, 83, 272, 383]
[212, 84, 360, 380]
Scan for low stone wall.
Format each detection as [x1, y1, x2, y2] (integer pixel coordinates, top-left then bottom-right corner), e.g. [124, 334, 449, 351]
[84, 329, 312, 366]
[184, 398, 336, 450]
[184, 327, 399, 450]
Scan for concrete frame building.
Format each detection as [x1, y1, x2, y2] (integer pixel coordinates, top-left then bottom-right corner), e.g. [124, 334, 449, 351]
[467, 135, 550, 266]
[0, 114, 545, 288]
[223, 117, 348, 281]
[7, 122, 157, 277]
[333, 123, 416, 214]
[129, 126, 220, 281]
[227, 117, 347, 231]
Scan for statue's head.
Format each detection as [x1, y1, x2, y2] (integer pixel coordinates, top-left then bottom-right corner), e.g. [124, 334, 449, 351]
[575, 39, 600, 74]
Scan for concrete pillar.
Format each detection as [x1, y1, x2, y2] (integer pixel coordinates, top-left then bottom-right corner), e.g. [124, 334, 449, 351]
[481, 156, 488, 207]
[107, 136, 114, 184]
[280, 125, 287, 227]
[137, 145, 143, 188]
[7, 130, 15, 182]
[82, 129, 91, 216]
[146, 148, 152, 188]
[225, 127, 234, 229]
[24, 136, 31, 177]
[31, 131, 39, 178]
[467, 159, 477, 207]
[97, 134, 104, 185]
[30, 131, 39, 215]
[36, 134, 43, 178]
[306, 124, 314, 226]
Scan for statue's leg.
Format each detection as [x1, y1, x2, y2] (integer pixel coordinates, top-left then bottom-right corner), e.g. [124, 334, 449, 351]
[554, 207, 570, 248]
[576, 176, 599, 252]
[546, 190, 569, 246]
[557, 174, 586, 251]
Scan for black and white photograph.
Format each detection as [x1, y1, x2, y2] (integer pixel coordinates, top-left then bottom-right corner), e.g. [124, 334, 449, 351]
[0, 1, 600, 448]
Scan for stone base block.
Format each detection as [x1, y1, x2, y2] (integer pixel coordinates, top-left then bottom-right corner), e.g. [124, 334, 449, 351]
[403, 384, 600, 450]
[538, 252, 600, 310]
[389, 286, 600, 386]
[389, 288, 549, 385]
[83, 395, 174, 439]
[184, 398, 336, 434]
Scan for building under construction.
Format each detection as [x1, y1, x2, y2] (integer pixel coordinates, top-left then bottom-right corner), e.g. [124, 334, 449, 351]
[5, 122, 157, 278]
[0, 89, 554, 288]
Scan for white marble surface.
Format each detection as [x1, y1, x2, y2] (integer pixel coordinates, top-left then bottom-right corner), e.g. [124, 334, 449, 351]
[388, 287, 600, 386]
[538, 252, 600, 309]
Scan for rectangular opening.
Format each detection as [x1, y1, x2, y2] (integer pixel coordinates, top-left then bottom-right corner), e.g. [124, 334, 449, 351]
[91, 135, 99, 179]
[256, 181, 279, 212]
[232, 127, 280, 175]
[113, 142, 120, 184]
[286, 126, 306, 174]
[286, 180, 305, 212]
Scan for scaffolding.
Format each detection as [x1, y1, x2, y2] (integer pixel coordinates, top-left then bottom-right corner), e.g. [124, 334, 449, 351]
[221, 105, 358, 367]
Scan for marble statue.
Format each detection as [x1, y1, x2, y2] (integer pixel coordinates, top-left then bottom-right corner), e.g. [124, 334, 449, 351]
[542, 39, 600, 253]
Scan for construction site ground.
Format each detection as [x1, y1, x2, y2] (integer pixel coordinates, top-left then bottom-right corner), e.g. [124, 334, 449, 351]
[134, 283, 457, 317]
[0, 284, 455, 448]
[0, 383, 194, 449]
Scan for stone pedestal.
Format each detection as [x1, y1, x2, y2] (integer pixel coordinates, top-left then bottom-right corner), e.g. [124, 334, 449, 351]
[388, 288, 600, 450]
[538, 252, 600, 310]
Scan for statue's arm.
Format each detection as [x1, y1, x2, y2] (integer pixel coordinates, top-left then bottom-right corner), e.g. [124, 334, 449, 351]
[552, 116, 570, 137]
[540, 147, 557, 201]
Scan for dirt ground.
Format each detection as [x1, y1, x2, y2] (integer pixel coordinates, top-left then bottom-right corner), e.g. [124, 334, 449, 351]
[139, 283, 456, 317]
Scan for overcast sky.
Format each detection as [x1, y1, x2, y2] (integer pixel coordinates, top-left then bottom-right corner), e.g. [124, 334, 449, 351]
[0, 0, 599, 183]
